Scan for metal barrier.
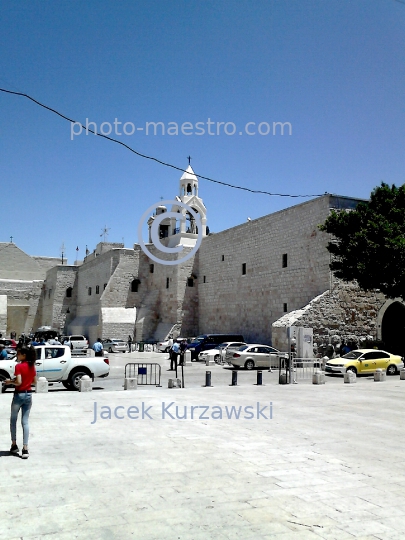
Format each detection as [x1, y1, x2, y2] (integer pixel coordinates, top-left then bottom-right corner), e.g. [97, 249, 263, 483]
[125, 363, 162, 386]
[292, 358, 324, 383]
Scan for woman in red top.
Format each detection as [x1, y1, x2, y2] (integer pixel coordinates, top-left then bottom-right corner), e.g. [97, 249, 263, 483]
[5, 344, 37, 459]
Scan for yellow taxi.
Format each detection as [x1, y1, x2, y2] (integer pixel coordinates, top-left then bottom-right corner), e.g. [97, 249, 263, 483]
[325, 349, 404, 376]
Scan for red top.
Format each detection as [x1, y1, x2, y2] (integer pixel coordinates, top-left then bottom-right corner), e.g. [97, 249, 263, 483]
[15, 362, 36, 391]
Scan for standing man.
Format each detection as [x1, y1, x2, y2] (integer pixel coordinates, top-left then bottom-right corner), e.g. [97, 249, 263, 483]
[0, 344, 8, 360]
[93, 338, 104, 357]
[170, 340, 180, 370]
[179, 339, 187, 366]
[127, 335, 133, 353]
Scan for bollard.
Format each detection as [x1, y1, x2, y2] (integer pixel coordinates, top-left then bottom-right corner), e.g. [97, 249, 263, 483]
[230, 370, 238, 386]
[185, 350, 192, 364]
[168, 378, 182, 388]
[374, 369, 386, 382]
[344, 371, 356, 383]
[35, 377, 48, 393]
[203, 371, 212, 387]
[205, 358, 210, 366]
[312, 370, 325, 385]
[124, 377, 137, 390]
[279, 373, 287, 385]
[79, 375, 92, 392]
[255, 371, 263, 386]
[400, 369, 405, 380]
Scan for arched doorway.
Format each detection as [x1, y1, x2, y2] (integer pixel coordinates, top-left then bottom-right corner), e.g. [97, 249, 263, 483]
[381, 301, 405, 356]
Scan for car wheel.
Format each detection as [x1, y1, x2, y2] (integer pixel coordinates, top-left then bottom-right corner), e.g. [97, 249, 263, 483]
[109, 347, 113, 353]
[245, 360, 255, 370]
[387, 364, 397, 376]
[214, 354, 221, 362]
[346, 366, 357, 375]
[68, 370, 89, 391]
[62, 381, 72, 390]
[165, 347, 170, 353]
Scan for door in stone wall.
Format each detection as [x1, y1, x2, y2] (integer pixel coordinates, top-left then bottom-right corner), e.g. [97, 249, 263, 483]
[7, 305, 29, 336]
[381, 301, 405, 357]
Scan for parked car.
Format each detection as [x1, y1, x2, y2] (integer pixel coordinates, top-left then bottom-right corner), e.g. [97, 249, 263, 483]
[61, 335, 89, 351]
[157, 337, 189, 352]
[0, 345, 109, 391]
[187, 334, 245, 360]
[102, 338, 127, 353]
[198, 342, 247, 364]
[325, 349, 404, 375]
[229, 344, 288, 370]
[0, 339, 17, 350]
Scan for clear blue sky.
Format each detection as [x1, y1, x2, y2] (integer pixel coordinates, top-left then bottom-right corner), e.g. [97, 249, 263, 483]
[1, 0, 404, 264]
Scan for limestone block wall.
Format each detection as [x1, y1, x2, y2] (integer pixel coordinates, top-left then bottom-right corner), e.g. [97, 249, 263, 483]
[32, 256, 63, 273]
[272, 279, 387, 351]
[197, 196, 333, 344]
[0, 279, 43, 335]
[0, 295, 7, 335]
[38, 266, 78, 332]
[133, 244, 199, 341]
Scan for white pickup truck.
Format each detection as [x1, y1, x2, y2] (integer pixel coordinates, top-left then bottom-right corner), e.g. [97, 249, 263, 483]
[0, 345, 109, 391]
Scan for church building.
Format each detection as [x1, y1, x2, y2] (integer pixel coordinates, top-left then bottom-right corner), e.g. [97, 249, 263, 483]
[1, 165, 404, 355]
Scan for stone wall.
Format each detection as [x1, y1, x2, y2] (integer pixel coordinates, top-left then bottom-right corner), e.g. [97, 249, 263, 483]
[272, 278, 387, 351]
[197, 196, 333, 344]
[0, 279, 43, 335]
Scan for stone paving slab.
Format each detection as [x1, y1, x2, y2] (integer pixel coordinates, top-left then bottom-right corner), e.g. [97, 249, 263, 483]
[1, 352, 405, 539]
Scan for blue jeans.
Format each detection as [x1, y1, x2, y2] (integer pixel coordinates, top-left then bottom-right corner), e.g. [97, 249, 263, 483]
[10, 392, 32, 446]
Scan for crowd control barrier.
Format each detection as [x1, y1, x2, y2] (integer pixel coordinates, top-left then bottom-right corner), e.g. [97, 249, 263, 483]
[125, 363, 162, 387]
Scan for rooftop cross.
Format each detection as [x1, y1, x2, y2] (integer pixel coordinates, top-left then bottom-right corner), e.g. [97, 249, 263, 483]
[187, 155, 192, 165]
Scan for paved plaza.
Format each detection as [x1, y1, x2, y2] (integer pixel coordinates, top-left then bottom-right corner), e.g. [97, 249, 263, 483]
[1, 351, 405, 540]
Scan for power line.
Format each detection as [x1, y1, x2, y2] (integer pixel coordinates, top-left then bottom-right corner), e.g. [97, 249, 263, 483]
[0, 87, 324, 198]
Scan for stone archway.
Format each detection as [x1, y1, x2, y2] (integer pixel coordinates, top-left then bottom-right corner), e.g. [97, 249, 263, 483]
[379, 301, 405, 356]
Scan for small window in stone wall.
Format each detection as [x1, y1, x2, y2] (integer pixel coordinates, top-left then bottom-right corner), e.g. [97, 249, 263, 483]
[96, 285, 100, 294]
[104, 283, 107, 290]
[48, 289, 52, 299]
[166, 277, 170, 289]
[203, 276, 206, 283]
[282, 253, 288, 268]
[222, 255, 225, 261]
[242, 263, 246, 275]
[66, 287, 72, 298]
[187, 278, 194, 287]
[88, 287, 92, 296]
[150, 264, 154, 273]
[283, 303, 287, 312]
[131, 279, 140, 292]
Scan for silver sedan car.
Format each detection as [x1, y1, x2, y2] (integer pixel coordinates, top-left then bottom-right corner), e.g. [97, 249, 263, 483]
[102, 339, 127, 353]
[229, 344, 288, 370]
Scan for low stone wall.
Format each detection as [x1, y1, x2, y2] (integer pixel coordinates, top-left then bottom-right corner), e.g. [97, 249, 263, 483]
[272, 279, 387, 351]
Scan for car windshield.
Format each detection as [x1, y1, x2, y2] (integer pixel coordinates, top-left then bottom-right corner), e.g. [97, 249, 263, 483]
[190, 338, 204, 345]
[341, 351, 363, 360]
[238, 345, 249, 351]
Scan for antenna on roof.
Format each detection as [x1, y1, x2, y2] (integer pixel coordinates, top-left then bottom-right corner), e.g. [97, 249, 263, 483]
[100, 226, 110, 242]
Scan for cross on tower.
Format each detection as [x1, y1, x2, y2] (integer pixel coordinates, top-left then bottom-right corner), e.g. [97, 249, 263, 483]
[9, 236, 13, 243]
[187, 155, 192, 165]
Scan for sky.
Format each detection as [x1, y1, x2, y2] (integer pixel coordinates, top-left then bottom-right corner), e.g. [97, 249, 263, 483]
[1, 0, 404, 264]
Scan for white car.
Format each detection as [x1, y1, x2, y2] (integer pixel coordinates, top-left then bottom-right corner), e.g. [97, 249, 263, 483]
[199, 342, 247, 364]
[229, 344, 288, 370]
[102, 339, 127, 353]
[157, 337, 187, 352]
[0, 345, 109, 391]
[61, 335, 89, 351]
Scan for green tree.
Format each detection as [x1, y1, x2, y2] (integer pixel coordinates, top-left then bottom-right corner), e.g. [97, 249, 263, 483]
[319, 183, 405, 300]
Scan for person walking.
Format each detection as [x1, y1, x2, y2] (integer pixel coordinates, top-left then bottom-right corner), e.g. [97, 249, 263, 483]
[127, 335, 133, 353]
[92, 338, 104, 357]
[5, 344, 37, 459]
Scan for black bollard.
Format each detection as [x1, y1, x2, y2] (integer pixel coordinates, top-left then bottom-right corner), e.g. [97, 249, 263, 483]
[203, 370, 212, 387]
[256, 370, 263, 386]
[230, 370, 238, 386]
